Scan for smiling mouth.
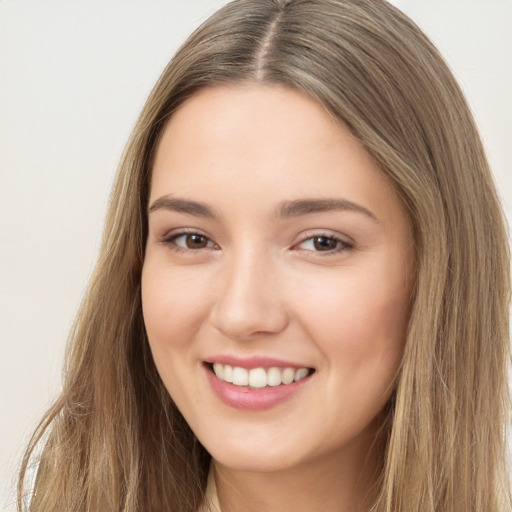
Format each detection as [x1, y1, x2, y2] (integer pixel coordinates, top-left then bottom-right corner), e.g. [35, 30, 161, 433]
[206, 362, 315, 389]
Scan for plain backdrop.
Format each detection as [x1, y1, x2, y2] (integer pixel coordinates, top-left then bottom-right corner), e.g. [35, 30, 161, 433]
[1, 1, 511, 510]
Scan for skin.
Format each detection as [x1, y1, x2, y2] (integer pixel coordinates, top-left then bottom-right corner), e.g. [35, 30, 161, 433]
[142, 84, 415, 512]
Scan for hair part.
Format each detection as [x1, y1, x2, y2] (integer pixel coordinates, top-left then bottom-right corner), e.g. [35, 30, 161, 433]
[19, 1, 510, 511]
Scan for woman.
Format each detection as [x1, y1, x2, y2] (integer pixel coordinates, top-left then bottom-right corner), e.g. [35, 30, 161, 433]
[18, 0, 511, 511]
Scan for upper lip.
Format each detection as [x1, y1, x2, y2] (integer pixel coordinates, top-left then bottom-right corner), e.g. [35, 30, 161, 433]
[205, 354, 314, 370]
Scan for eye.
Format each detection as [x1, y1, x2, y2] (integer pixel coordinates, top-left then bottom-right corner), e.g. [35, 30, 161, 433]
[163, 232, 217, 251]
[296, 235, 352, 253]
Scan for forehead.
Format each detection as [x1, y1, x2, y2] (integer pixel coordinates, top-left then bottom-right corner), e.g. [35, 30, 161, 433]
[149, 84, 407, 228]
[157, 84, 352, 152]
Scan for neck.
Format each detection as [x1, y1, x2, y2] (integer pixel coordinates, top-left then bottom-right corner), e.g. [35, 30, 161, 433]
[211, 434, 384, 512]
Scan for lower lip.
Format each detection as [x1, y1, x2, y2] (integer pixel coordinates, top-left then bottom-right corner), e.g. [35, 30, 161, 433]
[205, 367, 312, 411]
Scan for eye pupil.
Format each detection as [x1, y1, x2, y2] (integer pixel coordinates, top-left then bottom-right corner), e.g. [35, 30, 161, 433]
[313, 236, 338, 251]
[186, 234, 208, 249]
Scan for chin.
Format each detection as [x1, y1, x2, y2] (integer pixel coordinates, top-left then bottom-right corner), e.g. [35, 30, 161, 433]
[200, 432, 315, 474]
[211, 451, 300, 473]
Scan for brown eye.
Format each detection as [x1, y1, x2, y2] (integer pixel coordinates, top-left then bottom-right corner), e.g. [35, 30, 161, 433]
[295, 234, 352, 254]
[166, 232, 216, 250]
[313, 236, 340, 251]
[185, 234, 209, 249]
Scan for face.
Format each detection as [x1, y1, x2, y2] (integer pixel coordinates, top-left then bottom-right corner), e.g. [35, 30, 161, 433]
[142, 84, 414, 474]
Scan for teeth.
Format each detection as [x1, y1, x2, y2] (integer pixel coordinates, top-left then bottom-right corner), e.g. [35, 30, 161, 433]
[212, 364, 311, 388]
[232, 366, 249, 386]
[249, 368, 267, 388]
[267, 367, 282, 387]
[223, 364, 233, 383]
[213, 363, 224, 380]
[294, 368, 308, 381]
[281, 368, 295, 385]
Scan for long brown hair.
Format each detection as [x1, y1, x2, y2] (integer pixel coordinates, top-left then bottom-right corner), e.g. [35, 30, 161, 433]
[18, 1, 510, 510]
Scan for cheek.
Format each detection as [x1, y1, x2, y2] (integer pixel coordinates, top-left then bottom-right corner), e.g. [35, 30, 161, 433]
[299, 264, 408, 336]
[141, 264, 212, 350]
[141, 264, 213, 409]
[296, 268, 410, 383]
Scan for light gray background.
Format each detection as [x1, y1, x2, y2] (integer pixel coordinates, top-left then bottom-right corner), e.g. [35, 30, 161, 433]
[1, 1, 511, 510]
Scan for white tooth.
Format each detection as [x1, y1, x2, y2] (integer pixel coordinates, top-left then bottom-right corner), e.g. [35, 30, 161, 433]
[281, 367, 295, 385]
[232, 367, 249, 386]
[213, 363, 224, 379]
[294, 368, 309, 382]
[267, 367, 282, 386]
[249, 368, 267, 388]
[223, 364, 233, 383]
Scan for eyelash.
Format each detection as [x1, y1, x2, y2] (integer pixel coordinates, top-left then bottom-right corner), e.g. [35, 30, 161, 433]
[160, 230, 218, 253]
[159, 231, 354, 255]
[294, 233, 354, 255]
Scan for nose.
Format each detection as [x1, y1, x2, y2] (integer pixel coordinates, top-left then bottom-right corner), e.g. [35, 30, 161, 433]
[209, 250, 290, 341]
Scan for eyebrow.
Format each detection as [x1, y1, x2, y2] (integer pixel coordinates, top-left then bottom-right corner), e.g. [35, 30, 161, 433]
[276, 198, 379, 222]
[148, 196, 216, 218]
[148, 195, 378, 222]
